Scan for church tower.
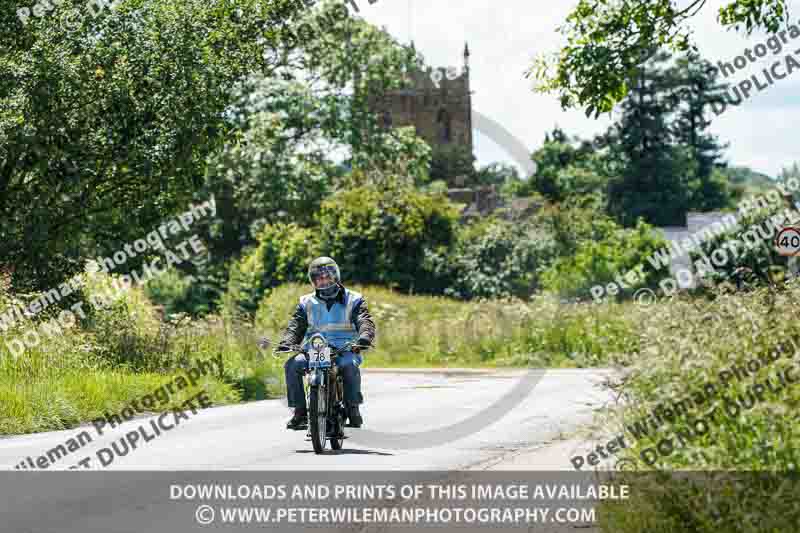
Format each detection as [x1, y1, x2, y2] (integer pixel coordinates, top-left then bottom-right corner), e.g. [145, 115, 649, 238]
[367, 42, 474, 155]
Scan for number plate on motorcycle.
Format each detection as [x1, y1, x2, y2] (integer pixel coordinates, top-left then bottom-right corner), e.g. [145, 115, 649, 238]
[309, 348, 331, 369]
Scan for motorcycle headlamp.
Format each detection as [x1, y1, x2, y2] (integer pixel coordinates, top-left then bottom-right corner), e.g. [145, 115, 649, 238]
[310, 334, 326, 351]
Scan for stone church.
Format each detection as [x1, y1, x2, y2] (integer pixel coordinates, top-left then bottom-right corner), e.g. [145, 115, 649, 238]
[367, 43, 474, 156]
[365, 43, 516, 219]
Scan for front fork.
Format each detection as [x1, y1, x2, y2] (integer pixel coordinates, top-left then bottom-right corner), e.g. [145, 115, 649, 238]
[330, 364, 345, 414]
[305, 367, 345, 432]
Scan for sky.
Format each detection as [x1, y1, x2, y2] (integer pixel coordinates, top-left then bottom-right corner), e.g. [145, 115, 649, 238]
[354, 0, 800, 178]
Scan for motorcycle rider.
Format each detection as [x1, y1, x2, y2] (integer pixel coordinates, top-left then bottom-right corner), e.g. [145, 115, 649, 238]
[277, 257, 376, 430]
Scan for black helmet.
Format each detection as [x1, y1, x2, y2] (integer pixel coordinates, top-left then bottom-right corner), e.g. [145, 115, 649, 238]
[308, 257, 341, 300]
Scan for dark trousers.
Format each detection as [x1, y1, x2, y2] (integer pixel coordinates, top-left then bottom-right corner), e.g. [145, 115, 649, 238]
[284, 352, 363, 410]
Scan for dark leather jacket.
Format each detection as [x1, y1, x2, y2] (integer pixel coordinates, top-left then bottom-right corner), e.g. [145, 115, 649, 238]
[278, 284, 376, 348]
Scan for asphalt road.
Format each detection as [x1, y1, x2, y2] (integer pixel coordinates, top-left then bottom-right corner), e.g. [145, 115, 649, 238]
[0, 368, 615, 471]
[0, 369, 615, 533]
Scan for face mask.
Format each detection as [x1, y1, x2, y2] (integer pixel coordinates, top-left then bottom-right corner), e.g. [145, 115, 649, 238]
[317, 283, 340, 300]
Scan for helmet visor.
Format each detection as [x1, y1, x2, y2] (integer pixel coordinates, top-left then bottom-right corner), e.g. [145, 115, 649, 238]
[309, 264, 339, 290]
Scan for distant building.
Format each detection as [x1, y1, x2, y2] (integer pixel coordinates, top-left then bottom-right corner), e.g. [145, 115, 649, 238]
[447, 186, 499, 220]
[365, 43, 541, 222]
[367, 42, 473, 157]
[658, 211, 738, 288]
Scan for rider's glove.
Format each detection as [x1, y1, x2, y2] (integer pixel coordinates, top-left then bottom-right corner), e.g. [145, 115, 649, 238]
[351, 339, 371, 353]
[274, 344, 293, 355]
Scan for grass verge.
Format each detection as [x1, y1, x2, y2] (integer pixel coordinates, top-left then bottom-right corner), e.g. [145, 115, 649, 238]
[593, 281, 800, 531]
[255, 283, 642, 369]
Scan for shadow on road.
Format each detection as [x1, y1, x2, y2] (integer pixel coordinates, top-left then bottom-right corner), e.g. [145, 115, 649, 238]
[295, 448, 394, 456]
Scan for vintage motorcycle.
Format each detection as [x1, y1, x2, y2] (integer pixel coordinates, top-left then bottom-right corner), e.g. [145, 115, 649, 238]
[258, 334, 367, 454]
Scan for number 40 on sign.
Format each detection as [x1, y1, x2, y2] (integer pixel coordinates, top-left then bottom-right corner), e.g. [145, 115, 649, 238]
[775, 227, 800, 256]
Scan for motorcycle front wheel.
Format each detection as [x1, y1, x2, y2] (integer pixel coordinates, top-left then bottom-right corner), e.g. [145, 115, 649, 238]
[309, 385, 327, 454]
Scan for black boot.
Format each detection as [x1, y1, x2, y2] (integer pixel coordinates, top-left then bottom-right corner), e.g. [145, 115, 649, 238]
[286, 408, 308, 430]
[346, 405, 362, 428]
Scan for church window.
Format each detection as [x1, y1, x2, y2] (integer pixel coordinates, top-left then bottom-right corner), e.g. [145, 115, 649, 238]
[436, 108, 452, 143]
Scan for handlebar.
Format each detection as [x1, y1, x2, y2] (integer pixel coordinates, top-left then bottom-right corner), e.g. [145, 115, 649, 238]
[273, 340, 367, 357]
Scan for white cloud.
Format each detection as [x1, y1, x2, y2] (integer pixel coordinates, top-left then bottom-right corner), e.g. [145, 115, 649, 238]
[355, 0, 800, 177]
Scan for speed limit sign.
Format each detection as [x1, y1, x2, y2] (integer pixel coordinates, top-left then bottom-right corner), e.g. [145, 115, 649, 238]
[775, 227, 800, 256]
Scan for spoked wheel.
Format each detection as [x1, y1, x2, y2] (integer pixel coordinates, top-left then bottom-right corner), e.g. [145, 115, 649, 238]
[330, 407, 345, 450]
[309, 385, 327, 454]
[330, 378, 345, 450]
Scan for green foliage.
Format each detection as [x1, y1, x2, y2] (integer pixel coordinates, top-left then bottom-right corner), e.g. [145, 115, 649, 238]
[254, 282, 641, 369]
[422, 179, 450, 195]
[144, 262, 229, 317]
[597, 285, 800, 532]
[688, 167, 735, 211]
[535, 202, 617, 257]
[528, 0, 790, 117]
[349, 127, 433, 189]
[441, 217, 560, 300]
[223, 223, 321, 318]
[540, 217, 667, 298]
[198, 76, 334, 264]
[0, 0, 426, 301]
[669, 50, 734, 211]
[529, 51, 734, 223]
[189, 8, 429, 273]
[777, 162, 800, 204]
[316, 184, 460, 292]
[492, 296, 641, 368]
[690, 203, 795, 288]
[554, 165, 609, 201]
[604, 51, 696, 226]
[607, 145, 695, 227]
[530, 127, 601, 201]
[79, 273, 172, 372]
[428, 144, 476, 186]
[475, 163, 520, 189]
[144, 270, 197, 316]
[1, 0, 308, 292]
[0, 270, 282, 435]
[726, 166, 777, 190]
[185, 9, 431, 302]
[598, 47, 735, 222]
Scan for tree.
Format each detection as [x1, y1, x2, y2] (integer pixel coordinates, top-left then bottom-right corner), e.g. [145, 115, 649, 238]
[349, 127, 432, 189]
[442, 217, 560, 300]
[528, 0, 791, 117]
[531, 127, 583, 200]
[0, 0, 312, 292]
[540, 218, 667, 298]
[530, 126, 608, 202]
[604, 50, 694, 226]
[316, 183, 460, 293]
[688, 168, 735, 211]
[428, 145, 476, 187]
[198, 77, 334, 265]
[223, 223, 322, 317]
[668, 51, 732, 210]
[476, 163, 520, 188]
[182, 3, 431, 313]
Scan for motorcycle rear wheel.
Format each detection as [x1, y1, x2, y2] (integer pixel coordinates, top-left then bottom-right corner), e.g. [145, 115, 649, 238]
[309, 385, 327, 454]
[330, 374, 345, 450]
[330, 405, 344, 450]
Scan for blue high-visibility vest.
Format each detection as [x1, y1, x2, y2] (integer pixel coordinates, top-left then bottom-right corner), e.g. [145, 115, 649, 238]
[300, 288, 363, 350]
